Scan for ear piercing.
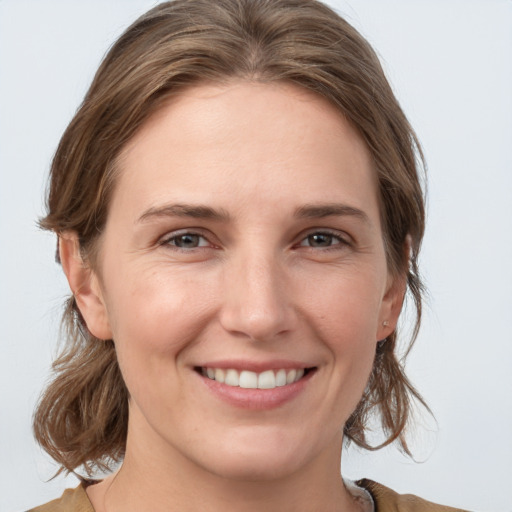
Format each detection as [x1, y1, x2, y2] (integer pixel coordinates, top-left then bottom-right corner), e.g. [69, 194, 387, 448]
[382, 320, 389, 327]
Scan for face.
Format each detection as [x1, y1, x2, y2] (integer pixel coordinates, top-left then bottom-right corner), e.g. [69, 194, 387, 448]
[67, 81, 403, 481]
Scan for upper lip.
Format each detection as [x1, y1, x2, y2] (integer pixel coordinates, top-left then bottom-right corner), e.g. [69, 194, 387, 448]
[194, 359, 316, 373]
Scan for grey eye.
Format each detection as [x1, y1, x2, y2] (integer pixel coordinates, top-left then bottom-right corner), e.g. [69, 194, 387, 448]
[304, 233, 336, 247]
[170, 234, 205, 248]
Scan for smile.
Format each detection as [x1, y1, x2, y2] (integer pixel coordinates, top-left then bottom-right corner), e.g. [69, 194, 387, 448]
[199, 367, 310, 389]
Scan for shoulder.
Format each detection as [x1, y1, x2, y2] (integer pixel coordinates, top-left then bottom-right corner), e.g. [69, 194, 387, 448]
[27, 484, 94, 512]
[25, 479, 472, 512]
[357, 479, 471, 512]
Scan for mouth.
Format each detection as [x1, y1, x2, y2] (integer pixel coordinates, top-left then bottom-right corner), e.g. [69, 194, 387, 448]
[194, 366, 315, 390]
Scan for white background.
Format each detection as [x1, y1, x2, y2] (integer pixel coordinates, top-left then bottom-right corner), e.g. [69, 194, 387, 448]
[1, 1, 511, 511]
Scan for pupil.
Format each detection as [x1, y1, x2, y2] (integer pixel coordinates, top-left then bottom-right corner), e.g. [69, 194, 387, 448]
[176, 234, 199, 248]
[309, 234, 332, 247]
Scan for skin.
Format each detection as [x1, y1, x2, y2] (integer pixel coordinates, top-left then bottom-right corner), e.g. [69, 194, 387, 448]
[60, 81, 404, 512]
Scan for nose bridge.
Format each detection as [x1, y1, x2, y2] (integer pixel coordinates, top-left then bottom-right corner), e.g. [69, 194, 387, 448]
[220, 243, 293, 341]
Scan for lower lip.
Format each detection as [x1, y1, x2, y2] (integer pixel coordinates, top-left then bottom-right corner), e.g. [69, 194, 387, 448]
[197, 370, 315, 410]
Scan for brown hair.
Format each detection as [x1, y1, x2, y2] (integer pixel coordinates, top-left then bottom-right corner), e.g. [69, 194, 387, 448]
[34, 0, 427, 475]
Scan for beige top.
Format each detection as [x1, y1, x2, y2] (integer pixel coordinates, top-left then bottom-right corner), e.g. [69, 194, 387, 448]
[27, 479, 470, 511]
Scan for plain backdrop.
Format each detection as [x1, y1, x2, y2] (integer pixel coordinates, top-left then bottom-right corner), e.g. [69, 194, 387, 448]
[1, 1, 511, 511]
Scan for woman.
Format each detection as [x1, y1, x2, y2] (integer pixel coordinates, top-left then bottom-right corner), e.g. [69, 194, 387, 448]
[25, 0, 469, 510]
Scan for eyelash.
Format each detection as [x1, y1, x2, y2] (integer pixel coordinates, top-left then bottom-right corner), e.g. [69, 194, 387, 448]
[159, 229, 350, 252]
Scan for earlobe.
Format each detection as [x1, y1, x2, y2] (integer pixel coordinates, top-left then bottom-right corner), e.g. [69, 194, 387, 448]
[59, 232, 112, 340]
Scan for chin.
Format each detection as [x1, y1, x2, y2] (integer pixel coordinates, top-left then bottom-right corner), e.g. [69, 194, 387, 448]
[204, 453, 306, 482]
[187, 428, 320, 482]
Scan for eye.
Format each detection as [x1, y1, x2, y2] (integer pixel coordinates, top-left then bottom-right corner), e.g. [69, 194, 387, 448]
[163, 232, 211, 249]
[298, 231, 347, 249]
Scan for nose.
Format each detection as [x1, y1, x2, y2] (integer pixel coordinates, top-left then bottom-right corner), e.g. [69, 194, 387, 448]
[218, 250, 296, 342]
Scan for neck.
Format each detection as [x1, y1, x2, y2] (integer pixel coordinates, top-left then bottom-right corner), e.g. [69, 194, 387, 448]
[89, 429, 359, 512]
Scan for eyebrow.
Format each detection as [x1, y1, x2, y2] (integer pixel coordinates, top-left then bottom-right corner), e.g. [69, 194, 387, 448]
[137, 202, 370, 225]
[138, 203, 231, 223]
[294, 203, 371, 225]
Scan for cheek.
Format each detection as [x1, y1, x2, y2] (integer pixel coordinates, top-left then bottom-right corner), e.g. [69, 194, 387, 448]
[106, 261, 211, 335]
[303, 267, 384, 343]
[302, 270, 382, 404]
[101, 265, 216, 388]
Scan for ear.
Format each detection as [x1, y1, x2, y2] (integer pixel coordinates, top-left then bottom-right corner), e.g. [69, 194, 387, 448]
[59, 232, 113, 340]
[376, 271, 407, 341]
[377, 236, 412, 341]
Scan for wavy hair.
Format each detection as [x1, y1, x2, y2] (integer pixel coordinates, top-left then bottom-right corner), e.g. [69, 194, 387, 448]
[34, 0, 428, 475]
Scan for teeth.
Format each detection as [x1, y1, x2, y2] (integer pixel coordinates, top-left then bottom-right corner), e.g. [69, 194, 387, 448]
[239, 370, 258, 388]
[214, 368, 225, 383]
[258, 370, 275, 389]
[286, 369, 296, 384]
[224, 369, 239, 386]
[202, 367, 307, 389]
[275, 369, 287, 387]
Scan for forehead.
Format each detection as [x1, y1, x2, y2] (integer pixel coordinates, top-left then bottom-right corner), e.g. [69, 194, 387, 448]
[112, 81, 379, 224]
